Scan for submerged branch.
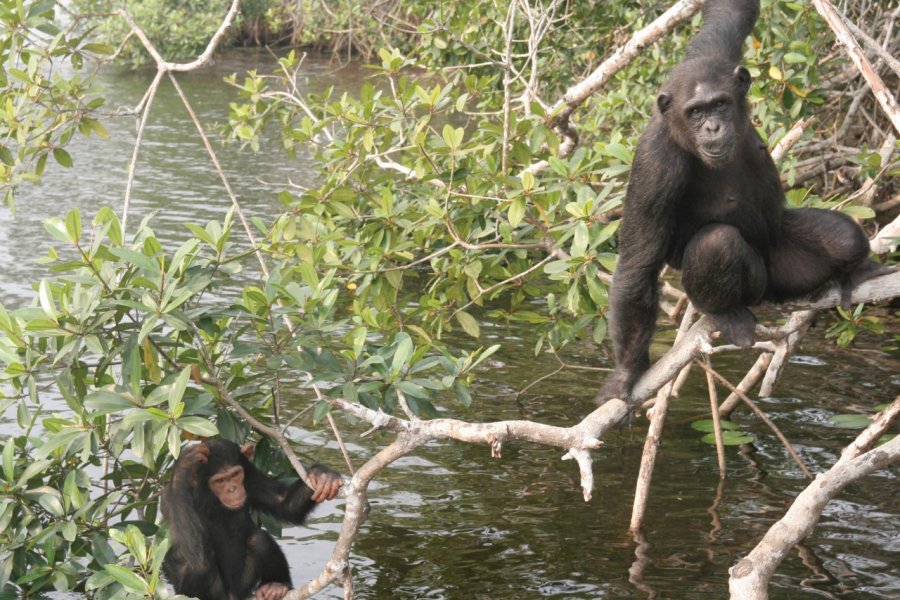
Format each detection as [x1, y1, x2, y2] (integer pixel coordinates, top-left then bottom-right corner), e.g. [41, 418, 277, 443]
[728, 397, 900, 599]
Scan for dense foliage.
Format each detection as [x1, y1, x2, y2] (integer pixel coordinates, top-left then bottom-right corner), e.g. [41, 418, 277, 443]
[0, 0, 897, 596]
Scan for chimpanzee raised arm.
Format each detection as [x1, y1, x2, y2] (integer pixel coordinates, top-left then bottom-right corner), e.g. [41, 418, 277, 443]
[162, 439, 342, 600]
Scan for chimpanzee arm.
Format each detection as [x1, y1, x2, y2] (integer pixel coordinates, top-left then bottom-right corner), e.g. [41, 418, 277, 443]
[245, 462, 342, 524]
[162, 444, 238, 600]
[162, 444, 211, 562]
[596, 126, 688, 404]
[164, 555, 235, 600]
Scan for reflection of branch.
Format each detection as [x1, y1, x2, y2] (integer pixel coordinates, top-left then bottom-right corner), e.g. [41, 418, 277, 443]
[121, 69, 164, 233]
[729, 397, 900, 598]
[630, 303, 696, 531]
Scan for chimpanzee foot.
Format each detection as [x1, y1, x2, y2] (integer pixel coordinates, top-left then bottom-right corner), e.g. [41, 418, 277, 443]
[840, 260, 895, 309]
[711, 307, 757, 348]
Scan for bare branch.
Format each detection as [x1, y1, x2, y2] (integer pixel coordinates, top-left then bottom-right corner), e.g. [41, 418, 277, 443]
[728, 397, 900, 599]
[812, 0, 900, 135]
[523, 0, 704, 176]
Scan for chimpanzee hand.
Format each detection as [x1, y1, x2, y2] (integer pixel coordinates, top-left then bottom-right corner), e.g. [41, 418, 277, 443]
[307, 466, 343, 502]
[255, 582, 290, 600]
[172, 443, 210, 487]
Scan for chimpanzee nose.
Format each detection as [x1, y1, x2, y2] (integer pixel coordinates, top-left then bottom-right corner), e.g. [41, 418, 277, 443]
[705, 121, 720, 134]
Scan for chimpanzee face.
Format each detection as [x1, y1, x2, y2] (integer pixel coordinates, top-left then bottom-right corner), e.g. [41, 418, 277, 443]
[657, 62, 751, 169]
[208, 464, 247, 510]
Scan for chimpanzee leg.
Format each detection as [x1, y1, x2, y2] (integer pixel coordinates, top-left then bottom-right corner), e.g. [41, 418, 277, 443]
[766, 208, 871, 304]
[243, 528, 292, 598]
[681, 224, 767, 347]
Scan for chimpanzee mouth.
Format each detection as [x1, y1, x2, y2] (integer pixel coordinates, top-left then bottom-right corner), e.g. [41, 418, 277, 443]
[222, 498, 245, 510]
[700, 142, 733, 164]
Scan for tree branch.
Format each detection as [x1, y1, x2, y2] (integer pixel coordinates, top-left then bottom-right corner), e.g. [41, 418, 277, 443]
[728, 396, 900, 599]
[811, 0, 900, 135]
[523, 0, 703, 176]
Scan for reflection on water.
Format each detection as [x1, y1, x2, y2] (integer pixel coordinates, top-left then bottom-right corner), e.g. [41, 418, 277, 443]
[2, 51, 899, 599]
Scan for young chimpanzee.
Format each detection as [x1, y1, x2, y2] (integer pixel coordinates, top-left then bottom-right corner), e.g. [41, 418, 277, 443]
[597, 0, 884, 405]
[162, 439, 343, 600]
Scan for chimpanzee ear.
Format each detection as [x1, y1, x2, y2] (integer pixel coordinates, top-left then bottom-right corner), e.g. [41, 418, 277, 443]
[240, 444, 255, 461]
[657, 92, 673, 113]
[733, 66, 751, 94]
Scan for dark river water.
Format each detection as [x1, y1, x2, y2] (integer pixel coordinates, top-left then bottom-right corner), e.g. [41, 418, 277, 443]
[1, 51, 898, 599]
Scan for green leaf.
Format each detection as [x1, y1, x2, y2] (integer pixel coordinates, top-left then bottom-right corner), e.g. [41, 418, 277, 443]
[543, 260, 572, 275]
[2, 439, 14, 482]
[52, 148, 73, 168]
[571, 222, 589, 257]
[701, 431, 754, 446]
[38, 491, 65, 517]
[179, 417, 218, 437]
[109, 248, 161, 274]
[81, 42, 113, 55]
[442, 124, 463, 149]
[783, 52, 808, 64]
[508, 198, 526, 228]
[521, 170, 535, 193]
[38, 280, 58, 321]
[691, 419, 739, 432]
[840, 205, 875, 220]
[454, 381, 472, 407]
[313, 400, 331, 423]
[43, 217, 72, 244]
[104, 565, 147, 592]
[0, 145, 14, 166]
[455, 311, 480, 338]
[604, 142, 632, 164]
[64, 209, 82, 242]
[169, 366, 192, 413]
[18, 460, 52, 485]
[828, 414, 871, 429]
[84, 390, 134, 413]
[390, 332, 413, 375]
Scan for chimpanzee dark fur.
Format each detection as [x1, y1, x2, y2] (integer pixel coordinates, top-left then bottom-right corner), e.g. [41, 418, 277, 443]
[162, 439, 340, 600]
[597, 0, 876, 404]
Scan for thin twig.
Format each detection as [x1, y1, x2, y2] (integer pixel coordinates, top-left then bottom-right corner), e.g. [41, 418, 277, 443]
[166, 72, 269, 277]
[121, 68, 164, 233]
[703, 355, 728, 479]
[696, 361, 813, 480]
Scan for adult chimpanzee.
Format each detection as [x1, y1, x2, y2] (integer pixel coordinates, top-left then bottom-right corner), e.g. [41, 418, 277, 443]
[162, 439, 343, 600]
[597, 0, 880, 404]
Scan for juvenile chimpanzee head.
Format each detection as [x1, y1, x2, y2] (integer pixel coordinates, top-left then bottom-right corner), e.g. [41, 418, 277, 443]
[657, 58, 752, 169]
[198, 439, 253, 511]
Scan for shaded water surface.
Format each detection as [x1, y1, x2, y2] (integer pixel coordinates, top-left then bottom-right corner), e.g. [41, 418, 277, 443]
[0, 51, 898, 599]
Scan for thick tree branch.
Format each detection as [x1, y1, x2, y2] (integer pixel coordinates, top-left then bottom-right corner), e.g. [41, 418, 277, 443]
[728, 397, 900, 599]
[288, 271, 900, 597]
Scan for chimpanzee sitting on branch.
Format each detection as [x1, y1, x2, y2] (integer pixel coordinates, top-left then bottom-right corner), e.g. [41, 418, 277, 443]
[162, 439, 343, 600]
[597, 0, 885, 405]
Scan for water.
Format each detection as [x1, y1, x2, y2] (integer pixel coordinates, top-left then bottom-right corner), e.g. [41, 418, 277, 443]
[1, 50, 899, 599]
